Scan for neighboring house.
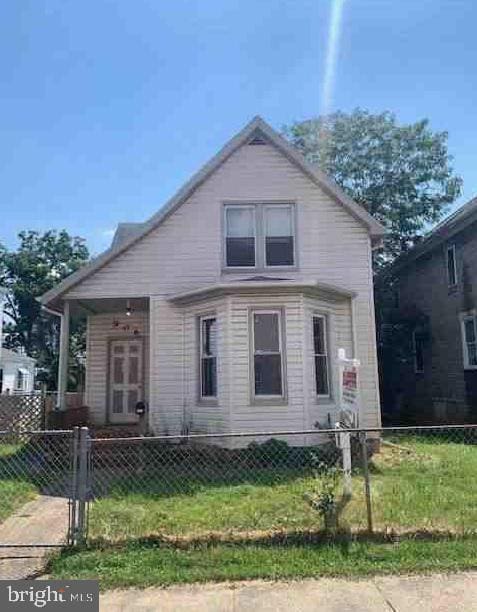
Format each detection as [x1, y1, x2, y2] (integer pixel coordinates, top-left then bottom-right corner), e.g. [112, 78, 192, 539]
[0, 287, 36, 395]
[0, 348, 35, 395]
[380, 195, 477, 424]
[39, 117, 384, 440]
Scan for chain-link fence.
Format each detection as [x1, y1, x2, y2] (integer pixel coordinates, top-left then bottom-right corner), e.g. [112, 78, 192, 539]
[83, 425, 477, 545]
[1, 425, 477, 556]
[0, 429, 74, 539]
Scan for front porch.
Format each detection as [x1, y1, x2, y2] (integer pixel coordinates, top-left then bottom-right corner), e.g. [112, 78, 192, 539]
[55, 297, 150, 428]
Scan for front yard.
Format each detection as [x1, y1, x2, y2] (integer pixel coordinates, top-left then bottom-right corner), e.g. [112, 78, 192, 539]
[47, 435, 477, 586]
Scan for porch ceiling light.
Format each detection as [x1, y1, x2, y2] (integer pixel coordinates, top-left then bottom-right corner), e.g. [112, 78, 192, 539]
[126, 300, 132, 317]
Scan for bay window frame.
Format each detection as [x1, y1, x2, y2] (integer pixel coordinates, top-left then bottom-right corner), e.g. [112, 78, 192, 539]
[250, 308, 287, 403]
[312, 314, 331, 399]
[199, 314, 218, 401]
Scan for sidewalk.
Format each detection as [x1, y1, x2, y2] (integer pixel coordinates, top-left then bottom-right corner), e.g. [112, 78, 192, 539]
[101, 571, 477, 611]
[0, 496, 68, 579]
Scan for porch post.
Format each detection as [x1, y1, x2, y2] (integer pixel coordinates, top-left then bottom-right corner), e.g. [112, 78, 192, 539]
[56, 300, 70, 411]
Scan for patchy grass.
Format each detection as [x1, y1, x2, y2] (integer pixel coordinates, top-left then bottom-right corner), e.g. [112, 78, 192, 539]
[48, 536, 477, 589]
[343, 438, 477, 532]
[0, 444, 37, 522]
[88, 437, 477, 541]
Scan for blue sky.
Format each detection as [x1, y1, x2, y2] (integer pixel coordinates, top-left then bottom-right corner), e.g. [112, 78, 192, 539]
[1, 0, 476, 254]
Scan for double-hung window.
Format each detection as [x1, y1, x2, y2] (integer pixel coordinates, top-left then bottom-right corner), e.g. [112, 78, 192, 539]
[461, 314, 477, 369]
[224, 203, 295, 268]
[313, 315, 330, 396]
[225, 206, 256, 267]
[264, 205, 294, 266]
[199, 316, 217, 398]
[252, 310, 284, 398]
[446, 245, 457, 287]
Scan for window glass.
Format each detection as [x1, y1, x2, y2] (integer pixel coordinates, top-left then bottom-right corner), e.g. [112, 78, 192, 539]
[225, 207, 255, 266]
[200, 317, 217, 398]
[447, 246, 457, 286]
[313, 316, 329, 395]
[253, 312, 283, 396]
[265, 206, 294, 266]
[464, 317, 477, 366]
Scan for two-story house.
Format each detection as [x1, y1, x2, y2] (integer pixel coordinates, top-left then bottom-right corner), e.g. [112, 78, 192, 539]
[381, 195, 477, 424]
[39, 117, 384, 441]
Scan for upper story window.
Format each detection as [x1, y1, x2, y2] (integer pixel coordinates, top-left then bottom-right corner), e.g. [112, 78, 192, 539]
[224, 203, 295, 269]
[461, 314, 477, 369]
[446, 244, 457, 287]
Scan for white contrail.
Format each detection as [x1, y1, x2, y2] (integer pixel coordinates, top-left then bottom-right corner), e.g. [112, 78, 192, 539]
[320, 0, 346, 117]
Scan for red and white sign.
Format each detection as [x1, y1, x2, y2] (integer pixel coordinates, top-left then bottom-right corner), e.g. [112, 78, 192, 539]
[337, 348, 360, 428]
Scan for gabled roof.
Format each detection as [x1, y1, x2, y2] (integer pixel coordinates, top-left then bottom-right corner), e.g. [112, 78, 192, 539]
[391, 195, 477, 274]
[111, 223, 145, 249]
[40, 116, 385, 309]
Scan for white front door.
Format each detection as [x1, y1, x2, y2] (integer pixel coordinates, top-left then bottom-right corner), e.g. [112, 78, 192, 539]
[109, 339, 143, 423]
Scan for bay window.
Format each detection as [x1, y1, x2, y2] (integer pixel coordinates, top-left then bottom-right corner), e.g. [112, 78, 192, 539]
[200, 316, 217, 398]
[252, 310, 284, 397]
[312, 315, 330, 396]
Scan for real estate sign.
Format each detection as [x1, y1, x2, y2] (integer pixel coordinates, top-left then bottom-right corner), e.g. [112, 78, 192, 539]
[337, 348, 360, 428]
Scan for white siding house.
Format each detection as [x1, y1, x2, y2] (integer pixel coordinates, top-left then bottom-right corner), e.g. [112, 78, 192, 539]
[39, 117, 384, 440]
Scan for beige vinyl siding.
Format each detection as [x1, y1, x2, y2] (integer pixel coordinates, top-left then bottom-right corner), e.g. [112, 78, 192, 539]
[85, 311, 149, 424]
[68, 140, 379, 431]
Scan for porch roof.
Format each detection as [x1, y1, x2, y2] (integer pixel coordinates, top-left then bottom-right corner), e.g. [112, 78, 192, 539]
[167, 277, 356, 305]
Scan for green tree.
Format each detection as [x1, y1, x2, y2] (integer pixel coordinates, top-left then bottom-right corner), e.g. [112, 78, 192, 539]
[283, 109, 462, 265]
[0, 230, 89, 389]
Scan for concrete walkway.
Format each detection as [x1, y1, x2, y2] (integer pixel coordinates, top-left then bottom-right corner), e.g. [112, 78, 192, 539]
[0, 496, 69, 579]
[101, 572, 477, 611]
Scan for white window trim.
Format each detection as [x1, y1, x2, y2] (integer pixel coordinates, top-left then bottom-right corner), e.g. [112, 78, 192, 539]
[262, 203, 296, 270]
[460, 312, 477, 370]
[223, 202, 296, 270]
[412, 329, 424, 374]
[312, 314, 331, 399]
[223, 204, 257, 270]
[199, 315, 218, 400]
[446, 244, 457, 287]
[251, 308, 285, 400]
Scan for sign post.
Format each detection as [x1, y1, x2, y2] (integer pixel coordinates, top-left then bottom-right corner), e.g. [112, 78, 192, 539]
[335, 348, 361, 498]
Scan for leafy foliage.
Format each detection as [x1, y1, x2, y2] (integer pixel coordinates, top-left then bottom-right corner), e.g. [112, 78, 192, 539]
[284, 109, 462, 266]
[0, 230, 89, 389]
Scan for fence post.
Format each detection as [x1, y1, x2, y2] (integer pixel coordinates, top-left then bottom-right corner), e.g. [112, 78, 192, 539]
[335, 423, 353, 497]
[76, 426, 90, 544]
[359, 431, 373, 533]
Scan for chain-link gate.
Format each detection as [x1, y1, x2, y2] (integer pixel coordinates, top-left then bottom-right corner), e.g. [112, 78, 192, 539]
[0, 429, 77, 551]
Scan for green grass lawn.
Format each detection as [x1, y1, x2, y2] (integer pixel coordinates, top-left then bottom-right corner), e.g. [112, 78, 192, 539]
[0, 444, 38, 522]
[48, 436, 477, 587]
[49, 536, 477, 589]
